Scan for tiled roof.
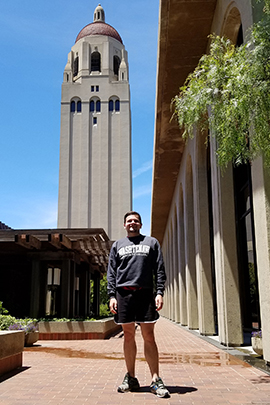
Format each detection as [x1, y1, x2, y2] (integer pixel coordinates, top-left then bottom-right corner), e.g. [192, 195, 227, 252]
[76, 21, 123, 44]
[0, 221, 11, 230]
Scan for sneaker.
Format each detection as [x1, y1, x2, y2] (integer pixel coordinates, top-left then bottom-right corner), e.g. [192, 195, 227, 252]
[150, 377, 170, 398]
[117, 373, 140, 393]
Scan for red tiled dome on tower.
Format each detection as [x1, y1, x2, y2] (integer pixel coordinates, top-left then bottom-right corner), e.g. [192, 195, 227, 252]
[75, 4, 123, 44]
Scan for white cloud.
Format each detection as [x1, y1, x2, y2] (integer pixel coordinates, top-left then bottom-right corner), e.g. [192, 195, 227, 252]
[133, 160, 153, 179]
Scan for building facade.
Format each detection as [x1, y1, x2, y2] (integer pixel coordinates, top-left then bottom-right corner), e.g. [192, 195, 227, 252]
[58, 4, 132, 241]
[0, 228, 111, 319]
[152, 0, 270, 364]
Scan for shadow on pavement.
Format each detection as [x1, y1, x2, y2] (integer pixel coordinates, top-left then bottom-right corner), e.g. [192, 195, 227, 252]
[0, 366, 30, 383]
[134, 385, 197, 395]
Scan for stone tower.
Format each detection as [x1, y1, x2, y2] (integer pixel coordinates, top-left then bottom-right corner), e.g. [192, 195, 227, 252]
[57, 4, 132, 240]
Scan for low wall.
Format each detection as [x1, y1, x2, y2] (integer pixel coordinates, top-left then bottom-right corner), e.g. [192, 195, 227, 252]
[38, 317, 121, 340]
[0, 330, 24, 377]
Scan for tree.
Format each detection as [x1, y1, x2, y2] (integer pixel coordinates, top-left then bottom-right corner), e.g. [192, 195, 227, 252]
[172, 1, 270, 169]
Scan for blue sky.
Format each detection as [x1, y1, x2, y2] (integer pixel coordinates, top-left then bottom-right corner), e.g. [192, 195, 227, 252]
[0, 1, 159, 236]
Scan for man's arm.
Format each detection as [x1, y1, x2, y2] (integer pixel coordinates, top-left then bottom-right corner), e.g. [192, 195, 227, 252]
[154, 239, 167, 302]
[155, 294, 163, 311]
[109, 297, 118, 314]
[107, 243, 118, 314]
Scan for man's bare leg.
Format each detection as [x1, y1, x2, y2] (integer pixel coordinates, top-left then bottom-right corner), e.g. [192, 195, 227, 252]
[140, 322, 159, 381]
[140, 322, 170, 398]
[122, 323, 137, 377]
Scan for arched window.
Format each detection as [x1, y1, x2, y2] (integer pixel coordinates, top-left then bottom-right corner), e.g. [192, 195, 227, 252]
[70, 101, 76, 112]
[109, 100, 114, 112]
[113, 55, 121, 76]
[91, 51, 101, 72]
[70, 99, 82, 113]
[115, 99, 120, 112]
[90, 98, 101, 113]
[73, 56, 79, 77]
[109, 98, 120, 112]
[90, 100, 95, 112]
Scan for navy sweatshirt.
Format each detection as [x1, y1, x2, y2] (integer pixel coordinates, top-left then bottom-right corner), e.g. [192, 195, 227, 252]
[107, 234, 166, 298]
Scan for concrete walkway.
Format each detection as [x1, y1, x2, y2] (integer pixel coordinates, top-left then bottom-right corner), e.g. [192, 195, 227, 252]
[0, 317, 270, 404]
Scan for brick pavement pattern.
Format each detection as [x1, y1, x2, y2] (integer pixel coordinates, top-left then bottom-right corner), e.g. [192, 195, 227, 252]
[0, 317, 270, 404]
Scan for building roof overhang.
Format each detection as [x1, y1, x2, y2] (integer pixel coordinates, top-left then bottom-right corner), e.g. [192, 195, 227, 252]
[0, 228, 113, 275]
[151, 0, 217, 244]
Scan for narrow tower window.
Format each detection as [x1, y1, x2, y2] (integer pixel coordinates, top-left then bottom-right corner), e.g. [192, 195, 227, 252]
[115, 99, 120, 112]
[73, 56, 79, 77]
[91, 51, 101, 72]
[113, 55, 121, 76]
[70, 101, 76, 112]
[109, 100, 114, 112]
[77, 101, 82, 112]
[90, 98, 101, 113]
[90, 100, 95, 112]
[109, 98, 120, 112]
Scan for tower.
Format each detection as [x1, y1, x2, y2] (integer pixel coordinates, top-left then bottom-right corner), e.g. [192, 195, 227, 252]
[57, 4, 132, 240]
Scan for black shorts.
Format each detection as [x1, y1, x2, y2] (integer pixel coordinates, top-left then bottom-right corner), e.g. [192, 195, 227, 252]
[114, 288, 159, 324]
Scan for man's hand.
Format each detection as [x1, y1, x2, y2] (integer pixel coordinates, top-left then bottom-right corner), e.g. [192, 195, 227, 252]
[155, 294, 163, 311]
[109, 297, 118, 314]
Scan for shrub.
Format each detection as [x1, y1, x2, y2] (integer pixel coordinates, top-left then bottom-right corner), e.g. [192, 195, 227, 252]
[9, 321, 38, 334]
[0, 315, 17, 330]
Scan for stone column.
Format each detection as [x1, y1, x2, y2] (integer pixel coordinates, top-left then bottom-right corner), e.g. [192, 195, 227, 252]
[251, 157, 270, 363]
[173, 208, 181, 323]
[210, 141, 243, 346]
[178, 185, 188, 326]
[193, 132, 215, 335]
[184, 156, 198, 329]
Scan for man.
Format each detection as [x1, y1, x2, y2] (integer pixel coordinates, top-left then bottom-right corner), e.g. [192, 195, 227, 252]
[107, 211, 170, 398]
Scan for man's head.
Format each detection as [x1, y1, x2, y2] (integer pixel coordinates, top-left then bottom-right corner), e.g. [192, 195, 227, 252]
[124, 211, 142, 236]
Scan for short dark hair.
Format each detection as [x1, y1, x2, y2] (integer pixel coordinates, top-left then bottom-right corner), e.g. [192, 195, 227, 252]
[124, 211, 142, 224]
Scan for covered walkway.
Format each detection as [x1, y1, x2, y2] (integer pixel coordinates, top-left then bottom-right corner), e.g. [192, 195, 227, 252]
[0, 317, 270, 404]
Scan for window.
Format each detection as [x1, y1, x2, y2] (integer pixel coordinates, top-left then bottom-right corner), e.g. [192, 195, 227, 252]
[93, 117, 97, 125]
[90, 100, 95, 112]
[91, 51, 101, 72]
[109, 100, 114, 112]
[70, 99, 82, 113]
[115, 99, 120, 112]
[91, 85, 95, 92]
[73, 56, 79, 77]
[109, 98, 120, 112]
[114, 55, 121, 76]
[96, 86, 99, 92]
[70, 101, 76, 113]
[90, 98, 101, 113]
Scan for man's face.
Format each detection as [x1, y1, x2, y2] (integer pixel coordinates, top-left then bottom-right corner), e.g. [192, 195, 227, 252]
[124, 214, 142, 236]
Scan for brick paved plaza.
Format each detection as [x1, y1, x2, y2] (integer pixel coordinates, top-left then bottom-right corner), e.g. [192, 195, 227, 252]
[0, 317, 270, 404]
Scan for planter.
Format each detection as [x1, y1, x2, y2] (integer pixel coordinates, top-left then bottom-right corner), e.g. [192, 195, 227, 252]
[0, 331, 24, 376]
[38, 318, 121, 340]
[251, 336, 263, 356]
[25, 331, 39, 347]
